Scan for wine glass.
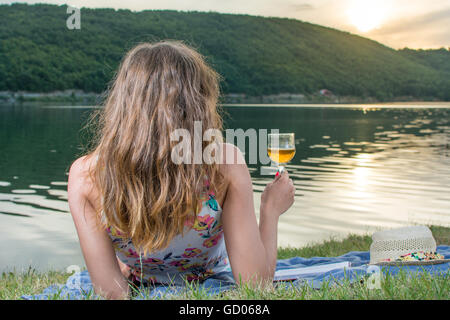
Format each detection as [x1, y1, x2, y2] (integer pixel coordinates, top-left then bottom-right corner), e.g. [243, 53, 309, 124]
[267, 133, 296, 175]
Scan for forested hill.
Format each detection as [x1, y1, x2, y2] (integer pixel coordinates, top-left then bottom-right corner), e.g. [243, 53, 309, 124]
[399, 48, 450, 76]
[0, 3, 449, 100]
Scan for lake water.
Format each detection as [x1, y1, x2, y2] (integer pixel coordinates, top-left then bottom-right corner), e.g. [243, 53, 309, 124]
[1, 102, 450, 272]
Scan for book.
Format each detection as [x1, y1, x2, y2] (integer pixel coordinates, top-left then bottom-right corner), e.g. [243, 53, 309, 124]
[274, 261, 352, 281]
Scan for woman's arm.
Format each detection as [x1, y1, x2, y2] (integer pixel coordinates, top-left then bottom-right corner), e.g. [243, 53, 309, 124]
[67, 156, 129, 300]
[220, 144, 295, 286]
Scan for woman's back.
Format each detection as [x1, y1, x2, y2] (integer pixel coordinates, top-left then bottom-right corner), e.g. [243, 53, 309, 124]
[104, 177, 229, 285]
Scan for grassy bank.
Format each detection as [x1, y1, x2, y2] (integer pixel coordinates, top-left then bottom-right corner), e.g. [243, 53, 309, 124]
[1, 225, 449, 300]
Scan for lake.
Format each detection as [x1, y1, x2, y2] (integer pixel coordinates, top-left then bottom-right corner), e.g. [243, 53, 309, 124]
[1, 102, 450, 272]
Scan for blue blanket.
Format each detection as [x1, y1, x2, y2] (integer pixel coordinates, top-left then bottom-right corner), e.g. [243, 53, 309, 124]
[21, 245, 450, 300]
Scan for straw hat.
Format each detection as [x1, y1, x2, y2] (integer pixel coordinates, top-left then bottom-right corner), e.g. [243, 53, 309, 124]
[369, 225, 450, 266]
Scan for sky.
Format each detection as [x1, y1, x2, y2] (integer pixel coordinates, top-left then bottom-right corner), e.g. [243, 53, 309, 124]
[1, 0, 449, 49]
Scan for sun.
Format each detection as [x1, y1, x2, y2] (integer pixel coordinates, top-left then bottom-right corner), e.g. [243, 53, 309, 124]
[347, 1, 386, 33]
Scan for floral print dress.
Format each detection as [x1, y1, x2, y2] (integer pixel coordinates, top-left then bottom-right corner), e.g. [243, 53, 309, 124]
[104, 185, 230, 286]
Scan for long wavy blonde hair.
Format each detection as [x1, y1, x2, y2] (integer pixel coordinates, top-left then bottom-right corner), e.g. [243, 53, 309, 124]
[84, 41, 224, 254]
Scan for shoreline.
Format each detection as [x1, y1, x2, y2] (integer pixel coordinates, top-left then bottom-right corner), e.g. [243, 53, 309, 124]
[223, 102, 450, 108]
[1, 90, 448, 105]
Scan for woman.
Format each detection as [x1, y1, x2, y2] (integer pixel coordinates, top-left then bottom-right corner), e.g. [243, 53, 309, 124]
[68, 41, 295, 299]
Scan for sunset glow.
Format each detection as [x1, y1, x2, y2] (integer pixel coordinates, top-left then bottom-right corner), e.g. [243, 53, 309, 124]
[346, 1, 387, 32]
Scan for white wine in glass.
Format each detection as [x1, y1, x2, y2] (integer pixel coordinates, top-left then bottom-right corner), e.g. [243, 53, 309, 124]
[268, 133, 296, 173]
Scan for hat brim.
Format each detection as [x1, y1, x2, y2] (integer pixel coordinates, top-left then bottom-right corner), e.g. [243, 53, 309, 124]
[370, 259, 450, 266]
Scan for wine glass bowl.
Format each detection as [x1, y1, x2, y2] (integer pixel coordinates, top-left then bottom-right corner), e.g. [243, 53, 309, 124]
[267, 133, 296, 171]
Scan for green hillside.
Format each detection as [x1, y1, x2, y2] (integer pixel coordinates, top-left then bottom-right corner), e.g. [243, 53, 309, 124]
[399, 48, 450, 75]
[0, 3, 449, 100]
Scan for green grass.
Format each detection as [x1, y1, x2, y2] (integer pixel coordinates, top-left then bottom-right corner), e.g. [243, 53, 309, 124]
[2, 225, 449, 300]
[173, 270, 450, 300]
[278, 225, 450, 259]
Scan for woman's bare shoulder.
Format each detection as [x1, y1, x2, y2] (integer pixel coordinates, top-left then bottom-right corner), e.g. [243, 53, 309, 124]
[68, 154, 98, 203]
[219, 142, 246, 166]
[218, 143, 249, 186]
[69, 154, 95, 179]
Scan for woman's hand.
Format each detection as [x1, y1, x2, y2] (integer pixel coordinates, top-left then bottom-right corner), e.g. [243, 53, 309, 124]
[260, 170, 295, 219]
